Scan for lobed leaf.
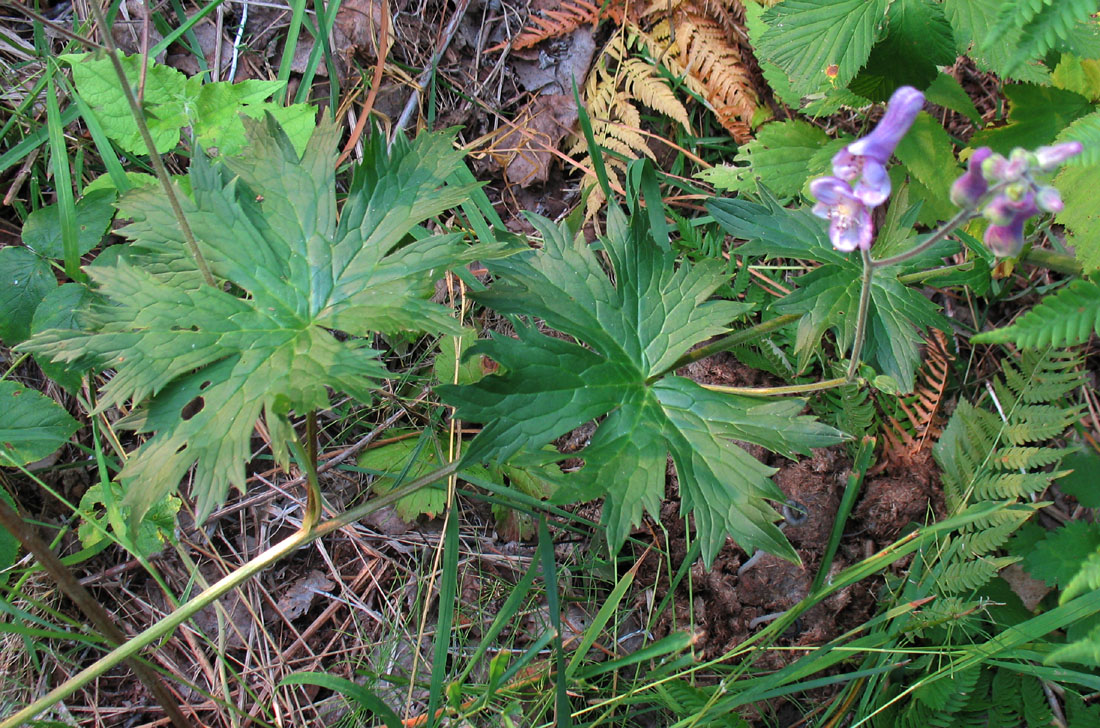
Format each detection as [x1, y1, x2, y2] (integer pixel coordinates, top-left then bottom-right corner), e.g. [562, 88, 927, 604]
[441, 209, 844, 566]
[22, 116, 498, 526]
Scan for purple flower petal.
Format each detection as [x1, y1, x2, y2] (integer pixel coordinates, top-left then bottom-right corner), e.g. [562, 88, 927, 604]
[810, 177, 874, 252]
[951, 147, 992, 209]
[846, 86, 925, 164]
[830, 204, 873, 252]
[983, 195, 1039, 258]
[809, 176, 852, 205]
[1035, 141, 1083, 172]
[853, 160, 891, 207]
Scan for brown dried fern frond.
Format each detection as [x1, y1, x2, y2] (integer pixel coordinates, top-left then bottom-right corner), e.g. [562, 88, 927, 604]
[671, 9, 757, 140]
[882, 329, 955, 461]
[510, 0, 628, 50]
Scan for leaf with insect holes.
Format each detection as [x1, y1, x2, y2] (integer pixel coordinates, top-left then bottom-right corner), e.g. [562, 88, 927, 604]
[21, 116, 508, 528]
[439, 209, 844, 566]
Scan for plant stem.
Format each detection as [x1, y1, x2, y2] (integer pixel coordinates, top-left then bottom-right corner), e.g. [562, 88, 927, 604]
[701, 377, 850, 397]
[84, 0, 217, 288]
[870, 207, 975, 270]
[896, 262, 974, 285]
[0, 480, 193, 728]
[1021, 247, 1081, 276]
[0, 460, 460, 728]
[847, 247, 875, 381]
[654, 313, 802, 381]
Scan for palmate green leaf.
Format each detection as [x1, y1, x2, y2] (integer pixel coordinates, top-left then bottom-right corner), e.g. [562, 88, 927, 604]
[21, 116, 495, 525]
[440, 210, 844, 566]
[695, 120, 832, 202]
[707, 195, 952, 392]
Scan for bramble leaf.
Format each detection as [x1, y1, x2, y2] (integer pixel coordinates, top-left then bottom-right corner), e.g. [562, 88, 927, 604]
[440, 210, 844, 566]
[0, 381, 79, 467]
[969, 84, 1095, 153]
[756, 0, 890, 97]
[849, 0, 957, 101]
[0, 245, 55, 345]
[22, 116, 497, 526]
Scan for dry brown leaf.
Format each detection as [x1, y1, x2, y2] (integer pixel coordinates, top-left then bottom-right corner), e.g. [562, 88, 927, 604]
[487, 94, 579, 188]
[276, 569, 335, 621]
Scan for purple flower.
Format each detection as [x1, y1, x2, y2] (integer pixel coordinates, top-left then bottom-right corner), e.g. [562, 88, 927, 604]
[1035, 186, 1064, 213]
[810, 177, 874, 252]
[984, 193, 1039, 258]
[983, 186, 1032, 225]
[950, 147, 992, 209]
[1034, 141, 1083, 172]
[831, 86, 925, 206]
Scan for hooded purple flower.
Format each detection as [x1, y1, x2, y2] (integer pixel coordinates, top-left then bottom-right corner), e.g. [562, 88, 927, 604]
[1034, 141, 1083, 172]
[810, 177, 874, 252]
[950, 147, 993, 209]
[832, 86, 925, 206]
[984, 193, 1040, 258]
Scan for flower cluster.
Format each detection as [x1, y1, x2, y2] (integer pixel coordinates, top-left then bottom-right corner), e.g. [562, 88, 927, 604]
[810, 86, 925, 251]
[950, 142, 1082, 257]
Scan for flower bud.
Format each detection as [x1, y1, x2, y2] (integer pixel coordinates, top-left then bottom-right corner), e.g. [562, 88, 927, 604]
[983, 194, 1039, 258]
[950, 147, 992, 209]
[1034, 141, 1083, 172]
[1035, 186, 1064, 213]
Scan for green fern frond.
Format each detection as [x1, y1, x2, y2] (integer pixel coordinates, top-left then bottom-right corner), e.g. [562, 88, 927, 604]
[989, 0, 1099, 75]
[960, 503, 1040, 556]
[940, 556, 1020, 593]
[1062, 547, 1100, 603]
[973, 279, 1100, 349]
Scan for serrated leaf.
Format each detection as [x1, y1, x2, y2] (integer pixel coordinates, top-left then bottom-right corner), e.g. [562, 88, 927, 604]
[31, 283, 94, 393]
[1024, 521, 1100, 589]
[22, 117, 499, 527]
[893, 112, 960, 225]
[0, 381, 79, 467]
[709, 195, 952, 391]
[1054, 164, 1100, 273]
[21, 188, 116, 259]
[1056, 110, 1100, 166]
[943, 0, 1052, 83]
[0, 246, 55, 345]
[696, 120, 830, 202]
[193, 80, 315, 157]
[357, 436, 448, 521]
[924, 73, 983, 125]
[756, 0, 890, 97]
[63, 52, 192, 155]
[78, 481, 180, 559]
[849, 0, 956, 101]
[1053, 55, 1100, 102]
[440, 210, 844, 566]
[969, 84, 1095, 153]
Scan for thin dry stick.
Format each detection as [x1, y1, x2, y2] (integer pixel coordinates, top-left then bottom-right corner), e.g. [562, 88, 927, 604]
[390, 0, 472, 143]
[337, 0, 390, 166]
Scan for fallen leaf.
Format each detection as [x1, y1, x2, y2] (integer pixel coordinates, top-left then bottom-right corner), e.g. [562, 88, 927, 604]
[276, 569, 335, 621]
[487, 94, 578, 188]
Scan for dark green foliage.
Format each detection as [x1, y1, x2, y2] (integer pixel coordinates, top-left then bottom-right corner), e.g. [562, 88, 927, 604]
[708, 192, 953, 392]
[441, 208, 845, 566]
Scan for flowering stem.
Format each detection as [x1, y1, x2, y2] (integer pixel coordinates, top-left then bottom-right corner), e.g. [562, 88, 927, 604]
[1021, 247, 1081, 276]
[847, 247, 875, 381]
[701, 377, 852, 397]
[870, 207, 976, 270]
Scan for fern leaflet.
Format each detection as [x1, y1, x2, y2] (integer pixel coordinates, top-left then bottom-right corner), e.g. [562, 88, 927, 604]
[973, 279, 1100, 348]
